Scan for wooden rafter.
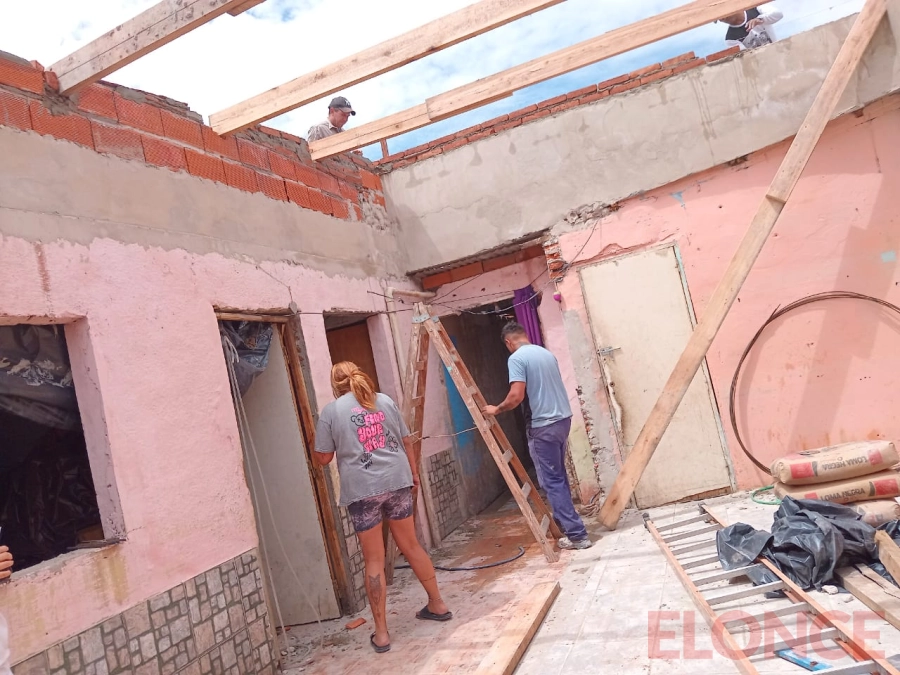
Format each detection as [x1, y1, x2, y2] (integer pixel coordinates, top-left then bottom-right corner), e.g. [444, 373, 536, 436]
[307, 0, 763, 160]
[50, 0, 257, 95]
[597, 0, 889, 530]
[209, 0, 567, 135]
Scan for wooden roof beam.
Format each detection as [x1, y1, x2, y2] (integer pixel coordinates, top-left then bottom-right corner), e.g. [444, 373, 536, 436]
[51, 0, 260, 95]
[209, 0, 567, 135]
[308, 0, 764, 160]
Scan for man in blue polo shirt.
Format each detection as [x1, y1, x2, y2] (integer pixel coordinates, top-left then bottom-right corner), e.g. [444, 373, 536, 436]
[482, 322, 591, 550]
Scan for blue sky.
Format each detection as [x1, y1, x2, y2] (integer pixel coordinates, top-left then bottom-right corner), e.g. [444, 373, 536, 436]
[1, 0, 864, 160]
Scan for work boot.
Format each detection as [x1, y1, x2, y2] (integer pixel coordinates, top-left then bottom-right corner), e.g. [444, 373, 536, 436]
[558, 536, 592, 550]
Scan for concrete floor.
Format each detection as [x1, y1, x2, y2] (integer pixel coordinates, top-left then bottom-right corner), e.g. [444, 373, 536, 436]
[280, 492, 900, 674]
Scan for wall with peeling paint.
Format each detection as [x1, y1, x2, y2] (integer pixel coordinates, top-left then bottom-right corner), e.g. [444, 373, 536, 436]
[383, 15, 900, 272]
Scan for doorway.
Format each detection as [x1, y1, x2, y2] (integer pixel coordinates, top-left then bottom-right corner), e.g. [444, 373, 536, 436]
[220, 319, 341, 627]
[579, 245, 734, 508]
[325, 315, 381, 390]
[441, 304, 533, 516]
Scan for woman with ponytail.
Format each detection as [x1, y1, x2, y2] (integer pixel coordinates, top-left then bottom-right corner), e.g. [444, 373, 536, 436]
[314, 361, 451, 653]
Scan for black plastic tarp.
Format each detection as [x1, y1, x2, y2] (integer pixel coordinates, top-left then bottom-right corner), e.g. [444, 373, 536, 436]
[219, 321, 273, 395]
[717, 496, 899, 590]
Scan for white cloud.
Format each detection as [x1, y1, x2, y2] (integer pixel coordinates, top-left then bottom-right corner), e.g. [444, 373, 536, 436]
[1, 0, 864, 158]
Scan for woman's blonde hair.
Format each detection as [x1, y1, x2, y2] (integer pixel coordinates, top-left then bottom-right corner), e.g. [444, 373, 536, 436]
[331, 361, 377, 410]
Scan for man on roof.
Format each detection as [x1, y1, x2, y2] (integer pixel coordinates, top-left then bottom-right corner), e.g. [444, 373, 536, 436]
[719, 5, 783, 50]
[307, 96, 356, 142]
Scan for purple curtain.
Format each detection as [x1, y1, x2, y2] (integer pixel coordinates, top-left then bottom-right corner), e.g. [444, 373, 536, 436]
[513, 286, 544, 347]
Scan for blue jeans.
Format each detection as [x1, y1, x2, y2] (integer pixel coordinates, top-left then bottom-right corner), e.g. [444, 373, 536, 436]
[527, 417, 588, 541]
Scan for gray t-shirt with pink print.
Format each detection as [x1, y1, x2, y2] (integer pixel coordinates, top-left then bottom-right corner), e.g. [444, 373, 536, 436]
[314, 392, 413, 506]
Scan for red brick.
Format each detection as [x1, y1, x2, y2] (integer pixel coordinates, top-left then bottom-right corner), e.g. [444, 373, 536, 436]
[662, 52, 696, 69]
[454, 125, 481, 139]
[114, 95, 163, 135]
[494, 119, 522, 133]
[237, 138, 270, 171]
[294, 164, 320, 189]
[308, 190, 332, 215]
[567, 84, 598, 99]
[430, 132, 457, 147]
[202, 126, 240, 161]
[142, 136, 187, 171]
[641, 68, 674, 86]
[91, 122, 145, 161]
[706, 46, 741, 63]
[257, 173, 287, 201]
[508, 104, 538, 120]
[403, 141, 432, 157]
[443, 137, 469, 152]
[449, 261, 483, 282]
[522, 245, 544, 260]
[43, 70, 60, 92]
[482, 252, 519, 273]
[0, 91, 31, 130]
[538, 94, 567, 109]
[628, 63, 662, 79]
[551, 99, 584, 114]
[223, 161, 259, 192]
[160, 109, 203, 148]
[0, 59, 44, 94]
[339, 182, 358, 201]
[422, 271, 452, 291]
[29, 102, 93, 148]
[267, 151, 297, 180]
[317, 170, 341, 196]
[415, 148, 441, 162]
[610, 80, 643, 95]
[393, 158, 414, 170]
[258, 125, 282, 138]
[673, 58, 706, 75]
[597, 74, 629, 90]
[580, 90, 611, 104]
[285, 181, 312, 208]
[281, 130, 303, 144]
[185, 149, 226, 182]
[330, 198, 350, 219]
[467, 129, 494, 143]
[523, 109, 552, 124]
[374, 193, 387, 208]
[359, 170, 381, 192]
[75, 85, 117, 120]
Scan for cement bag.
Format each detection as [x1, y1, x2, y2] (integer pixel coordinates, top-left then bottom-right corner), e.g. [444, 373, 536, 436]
[852, 499, 900, 526]
[770, 440, 898, 486]
[774, 470, 900, 504]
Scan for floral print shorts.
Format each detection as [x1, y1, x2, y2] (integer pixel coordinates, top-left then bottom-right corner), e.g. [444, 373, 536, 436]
[347, 487, 414, 532]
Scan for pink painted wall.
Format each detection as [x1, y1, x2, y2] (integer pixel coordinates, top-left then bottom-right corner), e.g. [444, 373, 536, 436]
[0, 235, 403, 663]
[553, 96, 900, 490]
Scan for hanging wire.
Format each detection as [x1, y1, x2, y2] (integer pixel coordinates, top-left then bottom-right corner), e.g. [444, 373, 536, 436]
[221, 333, 326, 646]
[729, 291, 900, 473]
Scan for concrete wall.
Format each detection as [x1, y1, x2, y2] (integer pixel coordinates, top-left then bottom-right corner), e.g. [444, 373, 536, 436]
[0, 125, 410, 664]
[383, 15, 900, 272]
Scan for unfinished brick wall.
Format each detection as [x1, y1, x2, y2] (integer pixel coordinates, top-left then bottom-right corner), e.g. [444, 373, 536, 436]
[375, 47, 741, 172]
[0, 51, 389, 227]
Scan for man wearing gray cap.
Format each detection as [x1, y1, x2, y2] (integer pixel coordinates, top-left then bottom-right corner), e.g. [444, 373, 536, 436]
[308, 96, 356, 142]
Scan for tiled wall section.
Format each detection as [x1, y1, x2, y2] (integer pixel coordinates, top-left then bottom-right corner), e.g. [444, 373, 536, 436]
[338, 507, 368, 611]
[13, 550, 276, 675]
[426, 450, 465, 540]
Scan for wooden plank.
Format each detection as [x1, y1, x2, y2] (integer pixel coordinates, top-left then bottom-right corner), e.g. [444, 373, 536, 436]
[597, 0, 888, 531]
[227, 0, 266, 15]
[51, 0, 250, 94]
[476, 582, 561, 675]
[210, 0, 566, 134]
[876, 530, 900, 583]
[837, 565, 900, 631]
[215, 311, 288, 323]
[309, 0, 763, 159]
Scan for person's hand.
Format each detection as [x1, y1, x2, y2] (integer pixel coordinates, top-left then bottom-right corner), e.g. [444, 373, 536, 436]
[746, 17, 763, 29]
[482, 405, 500, 417]
[0, 546, 13, 581]
[411, 473, 420, 494]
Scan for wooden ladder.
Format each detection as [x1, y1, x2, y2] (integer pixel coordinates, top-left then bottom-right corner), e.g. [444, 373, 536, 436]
[406, 302, 562, 563]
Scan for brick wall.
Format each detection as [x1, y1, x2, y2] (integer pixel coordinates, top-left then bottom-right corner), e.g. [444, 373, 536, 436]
[426, 450, 465, 540]
[0, 51, 389, 226]
[13, 550, 276, 675]
[375, 46, 741, 172]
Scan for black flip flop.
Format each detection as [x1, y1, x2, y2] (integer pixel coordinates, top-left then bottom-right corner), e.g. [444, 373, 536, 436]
[416, 606, 453, 622]
[370, 633, 391, 653]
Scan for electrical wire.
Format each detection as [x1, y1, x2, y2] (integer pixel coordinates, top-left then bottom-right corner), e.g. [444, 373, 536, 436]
[394, 546, 526, 572]
[729, 291, 900, 473]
